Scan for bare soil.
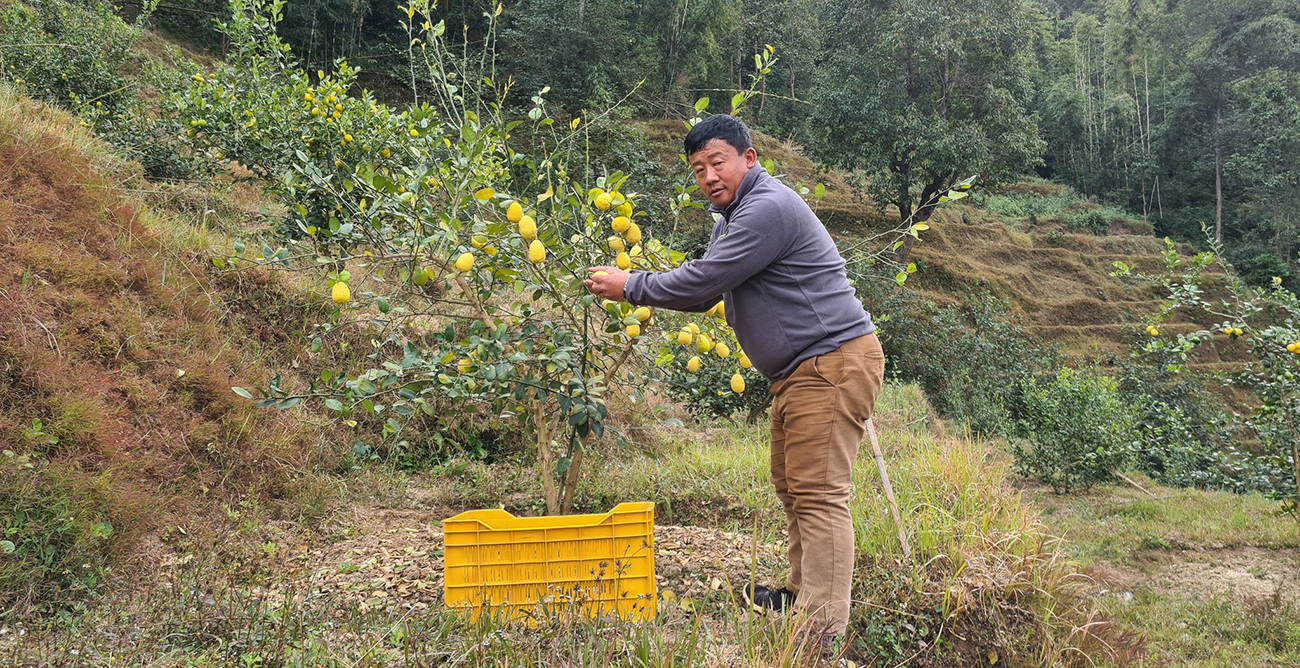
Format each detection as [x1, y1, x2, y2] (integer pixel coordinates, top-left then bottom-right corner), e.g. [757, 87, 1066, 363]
[263, 504, 785, 615]
[1097, 547, 1300, 604]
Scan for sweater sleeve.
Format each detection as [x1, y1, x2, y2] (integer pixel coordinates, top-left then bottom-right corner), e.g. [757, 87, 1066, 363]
[623, 202, 792, 311]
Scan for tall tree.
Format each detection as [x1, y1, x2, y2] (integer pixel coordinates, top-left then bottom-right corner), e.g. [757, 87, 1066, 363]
[807, 0, 1046, 263]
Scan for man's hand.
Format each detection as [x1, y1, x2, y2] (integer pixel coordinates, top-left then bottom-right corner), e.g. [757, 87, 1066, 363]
[585, 266, 630, 302]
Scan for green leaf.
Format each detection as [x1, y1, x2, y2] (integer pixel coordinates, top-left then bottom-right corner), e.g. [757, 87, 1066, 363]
[730, 92, 746, 111]
[324, 398, 344, 411]
[814, 183, 826, 199]
[231, 387, 254, 399]
[377, 297, 390, 314]
[694, 97, 709, 111]
[895, 272, 908, 286]
[0, 540, 13, 554]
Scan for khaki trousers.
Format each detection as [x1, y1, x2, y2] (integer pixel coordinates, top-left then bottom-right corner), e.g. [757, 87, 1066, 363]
[767, 332, 885, 636]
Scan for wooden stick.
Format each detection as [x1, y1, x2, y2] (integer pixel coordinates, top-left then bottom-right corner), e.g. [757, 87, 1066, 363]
[866, 418, 912, 560]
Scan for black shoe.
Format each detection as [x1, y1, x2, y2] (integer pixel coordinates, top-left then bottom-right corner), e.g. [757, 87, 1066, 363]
[741, 583, 796, 614]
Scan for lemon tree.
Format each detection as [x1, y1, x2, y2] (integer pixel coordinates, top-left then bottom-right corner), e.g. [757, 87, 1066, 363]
[189, 0, 723, 514]
[1115, 230, 1300, 526]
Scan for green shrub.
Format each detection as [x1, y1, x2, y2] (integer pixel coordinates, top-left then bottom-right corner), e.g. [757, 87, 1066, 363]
[1011, 367, 1135, 493]
[855, 275, 1049, 435]
[0, 450, 116, 617]
[1064, 208, 1110, 234]
[0, 0, 147, 113]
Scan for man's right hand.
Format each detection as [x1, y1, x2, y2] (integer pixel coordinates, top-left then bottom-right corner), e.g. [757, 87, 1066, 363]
[584, 266, 630, 302]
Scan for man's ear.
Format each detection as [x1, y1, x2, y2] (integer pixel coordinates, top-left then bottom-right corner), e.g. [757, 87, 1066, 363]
[744, 147, 758, 168]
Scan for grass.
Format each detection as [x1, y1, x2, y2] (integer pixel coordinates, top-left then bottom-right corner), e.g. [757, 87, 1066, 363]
[1027, 471, 1298, 566]
[1103, 592, 1300, 667]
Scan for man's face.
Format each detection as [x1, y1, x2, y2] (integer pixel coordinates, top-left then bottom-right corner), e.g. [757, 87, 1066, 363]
[689, 138, 758, 208]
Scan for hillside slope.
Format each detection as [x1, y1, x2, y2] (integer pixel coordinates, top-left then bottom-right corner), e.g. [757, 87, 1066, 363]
[0, 85, 340, 613]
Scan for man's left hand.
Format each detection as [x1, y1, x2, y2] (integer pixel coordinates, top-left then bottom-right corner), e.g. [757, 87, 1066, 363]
[585, 266, 630, 302]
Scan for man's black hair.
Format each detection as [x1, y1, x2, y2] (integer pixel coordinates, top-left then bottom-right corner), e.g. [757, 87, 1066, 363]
[684, 114, 752, 158]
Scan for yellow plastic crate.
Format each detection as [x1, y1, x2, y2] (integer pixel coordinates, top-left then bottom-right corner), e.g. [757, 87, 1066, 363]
[442, 502, 657, 622]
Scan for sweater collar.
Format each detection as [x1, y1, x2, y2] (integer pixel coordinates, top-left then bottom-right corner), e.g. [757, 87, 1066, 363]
[709, 165, 766, 218]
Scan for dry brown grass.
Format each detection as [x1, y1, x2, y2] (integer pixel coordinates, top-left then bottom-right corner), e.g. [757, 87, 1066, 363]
[0, 86, 350, 613]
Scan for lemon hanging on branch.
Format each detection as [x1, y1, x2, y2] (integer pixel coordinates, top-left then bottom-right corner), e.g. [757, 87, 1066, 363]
[612, 216, 631, 234]
[454, 252, 475, 272]
[608, 236, 626, 252]
[687, 356, 701, 372]
[529, 239, 546, 264]
[518, 215, 537, 240]
[507, 201, 523, 223]
[331, 281, 351, 304]
[595, 192, 613, 210]
[616, 252, 631, 270]
[731, 372, 746, 394]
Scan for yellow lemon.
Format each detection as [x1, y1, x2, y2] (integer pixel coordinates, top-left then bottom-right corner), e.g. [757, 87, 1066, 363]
[595, 192, 613, 210]
[696, 334, 714, 353]
[677, 329, 694, 346]
[716, 342, 730, 358]
[739, 352, 752, 369]
[457, 358, 473, 374]
[507, 201, 523, 223]
[715, 302, 725, 318]
[612, 216, 631, 234]
[529, 239, 546, 264]
[624, 223, 642, 244]
[454, 252, 475, 272]
[1274, 276, 1283, 285]
[518, 215, 537, 240]
[331, 282, 351, 304]
[687, 356, 701, 372]
[731, 372, 746, 393]
[616, 252, 631, 270]
[608, 236, 626, 252]
[630, 244, 642, 257]
[471, 235, 488, 249]
[1146, 325, 1159, 336]
[626, 323, 641, 338]
[593, 270, 609, 276]
[686, 323, 701, 335]
[617, 201, 633, 218]
[633, 306, 651, 322]
[413, 267, 431, 286]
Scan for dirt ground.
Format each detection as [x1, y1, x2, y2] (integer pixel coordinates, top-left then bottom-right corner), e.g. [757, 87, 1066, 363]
[1098, 546, 1300, 604]
[262, 506, 786, 615]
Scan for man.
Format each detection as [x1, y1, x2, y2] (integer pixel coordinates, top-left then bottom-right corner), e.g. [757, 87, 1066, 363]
[584, 114, 885, 650]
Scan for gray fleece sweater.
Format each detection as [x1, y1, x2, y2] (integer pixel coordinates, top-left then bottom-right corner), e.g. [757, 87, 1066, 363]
[624, 165, 874, 380]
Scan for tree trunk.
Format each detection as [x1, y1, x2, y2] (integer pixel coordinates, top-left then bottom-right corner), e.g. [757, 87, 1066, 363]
[1215, 105, 1223, 245]
[534, 401, 560, 515]
[1215, 145, 1223, 245]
